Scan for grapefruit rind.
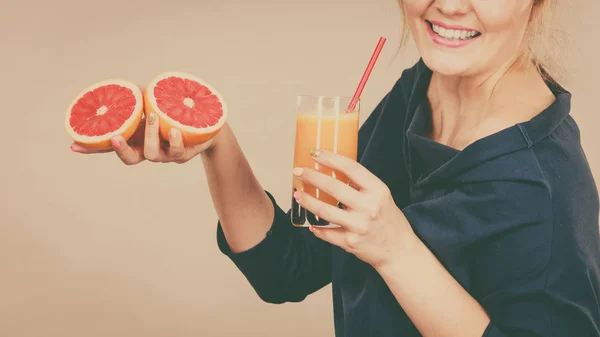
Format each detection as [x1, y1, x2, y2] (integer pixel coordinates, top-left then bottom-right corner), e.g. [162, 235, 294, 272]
[144, 72, 228, 146]
[65, 79, 143, 150]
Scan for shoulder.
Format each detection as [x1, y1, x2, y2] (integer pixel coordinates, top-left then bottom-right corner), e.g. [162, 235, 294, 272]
[528, 110, 599, 221]
[529, 113, 600, 261]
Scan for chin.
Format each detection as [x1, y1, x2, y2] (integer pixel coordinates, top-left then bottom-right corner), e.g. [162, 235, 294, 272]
[420, 51, 479, 78]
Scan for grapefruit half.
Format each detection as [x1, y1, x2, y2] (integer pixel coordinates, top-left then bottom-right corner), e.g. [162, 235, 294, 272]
[65, 79, 144, 149]
[144, 72, 227, 146]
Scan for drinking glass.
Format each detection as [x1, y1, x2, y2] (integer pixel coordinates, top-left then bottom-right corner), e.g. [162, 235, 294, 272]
[291, 95, 360, 228]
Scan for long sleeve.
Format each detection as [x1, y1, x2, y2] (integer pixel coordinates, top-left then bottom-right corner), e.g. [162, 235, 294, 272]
[401, 174, 600, 337]
[215, 93, 391, 304]
[216, 191, 333, 303]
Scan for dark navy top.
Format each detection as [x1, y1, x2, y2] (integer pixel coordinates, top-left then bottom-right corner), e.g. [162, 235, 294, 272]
[216, 59, 600, 337]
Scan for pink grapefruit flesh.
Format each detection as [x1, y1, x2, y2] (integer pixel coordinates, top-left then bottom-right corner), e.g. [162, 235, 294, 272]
[154, 76, 223, 128]
[66, 79, 144, 149]
[144, 72, 227, 146]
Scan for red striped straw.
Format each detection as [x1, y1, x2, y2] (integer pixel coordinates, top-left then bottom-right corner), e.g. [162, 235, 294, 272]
[346, 36, 387, 113]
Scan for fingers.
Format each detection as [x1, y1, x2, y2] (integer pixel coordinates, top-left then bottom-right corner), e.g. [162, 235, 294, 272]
[310, 149, 385, 192]
[293, 167, 364, 212]
[70, 143, 114, 154]
[310, 226, 348, 250]
[294, 190, 360, 232]
[71, 114, 203, 165]
[70, 139, 144, 166]
[143, 112, 167, 162]
[167, 129, 187, 163]
[111, 136, 145, 165]
[128, 118, 146, 145]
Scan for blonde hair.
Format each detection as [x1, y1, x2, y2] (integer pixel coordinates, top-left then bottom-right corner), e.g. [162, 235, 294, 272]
[527, 0, 565, 86]
[396, 1, 566, 87]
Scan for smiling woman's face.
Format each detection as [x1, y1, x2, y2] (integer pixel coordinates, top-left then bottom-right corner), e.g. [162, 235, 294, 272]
[402, 0, 536, 77]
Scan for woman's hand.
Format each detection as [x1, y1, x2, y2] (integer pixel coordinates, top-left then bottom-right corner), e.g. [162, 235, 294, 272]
[292, 149, 419, 270]
[70, 112, 217, 165]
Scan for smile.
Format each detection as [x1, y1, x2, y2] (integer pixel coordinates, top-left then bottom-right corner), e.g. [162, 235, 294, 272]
[425, 20, 481, 47]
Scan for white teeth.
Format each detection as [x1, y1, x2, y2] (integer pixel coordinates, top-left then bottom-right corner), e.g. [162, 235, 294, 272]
[430, 22, 479, 40]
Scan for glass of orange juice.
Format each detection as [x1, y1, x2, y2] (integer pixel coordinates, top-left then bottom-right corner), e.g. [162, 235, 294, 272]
[291, 95, 360, 228]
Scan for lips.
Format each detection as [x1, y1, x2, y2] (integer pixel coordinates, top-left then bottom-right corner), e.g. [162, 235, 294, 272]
[425, 20, 481, 41]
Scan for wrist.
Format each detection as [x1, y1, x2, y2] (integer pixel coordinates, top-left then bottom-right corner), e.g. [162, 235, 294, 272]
[374, 231, 423, 276]
[201, 123, 229, 159]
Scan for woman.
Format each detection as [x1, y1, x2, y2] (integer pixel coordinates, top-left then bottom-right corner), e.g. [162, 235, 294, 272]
[72, 0, 600, 336]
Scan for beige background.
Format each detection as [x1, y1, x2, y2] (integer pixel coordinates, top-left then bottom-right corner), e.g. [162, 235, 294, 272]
[1, 0, 598, 336]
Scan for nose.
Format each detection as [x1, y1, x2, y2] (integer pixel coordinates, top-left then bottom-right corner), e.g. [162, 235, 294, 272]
[433, 0, 470, 16]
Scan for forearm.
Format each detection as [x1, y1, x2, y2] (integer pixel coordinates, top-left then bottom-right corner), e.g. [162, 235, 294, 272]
[375, 236, 490, 337]
[201, 123, 274, 253]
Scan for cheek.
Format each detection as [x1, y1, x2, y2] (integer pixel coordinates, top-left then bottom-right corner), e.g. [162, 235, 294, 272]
[402, 0, 433, 20]
[473, 1, 532, 34]
[403, 0, 433, 36]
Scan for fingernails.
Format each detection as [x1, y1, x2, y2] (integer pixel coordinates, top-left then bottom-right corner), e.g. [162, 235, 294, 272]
[148, 113, 157, 125]
[309, 149, 322, 158]
[293, 191, 302, 200]
[69, 145, 78, 152]
[293, 167, 303, 176]
[169, 128, 178, 140]
[111, 138, 121, 149]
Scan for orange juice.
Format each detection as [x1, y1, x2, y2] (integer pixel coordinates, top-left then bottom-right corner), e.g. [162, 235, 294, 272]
[291, 96, 359, 227]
